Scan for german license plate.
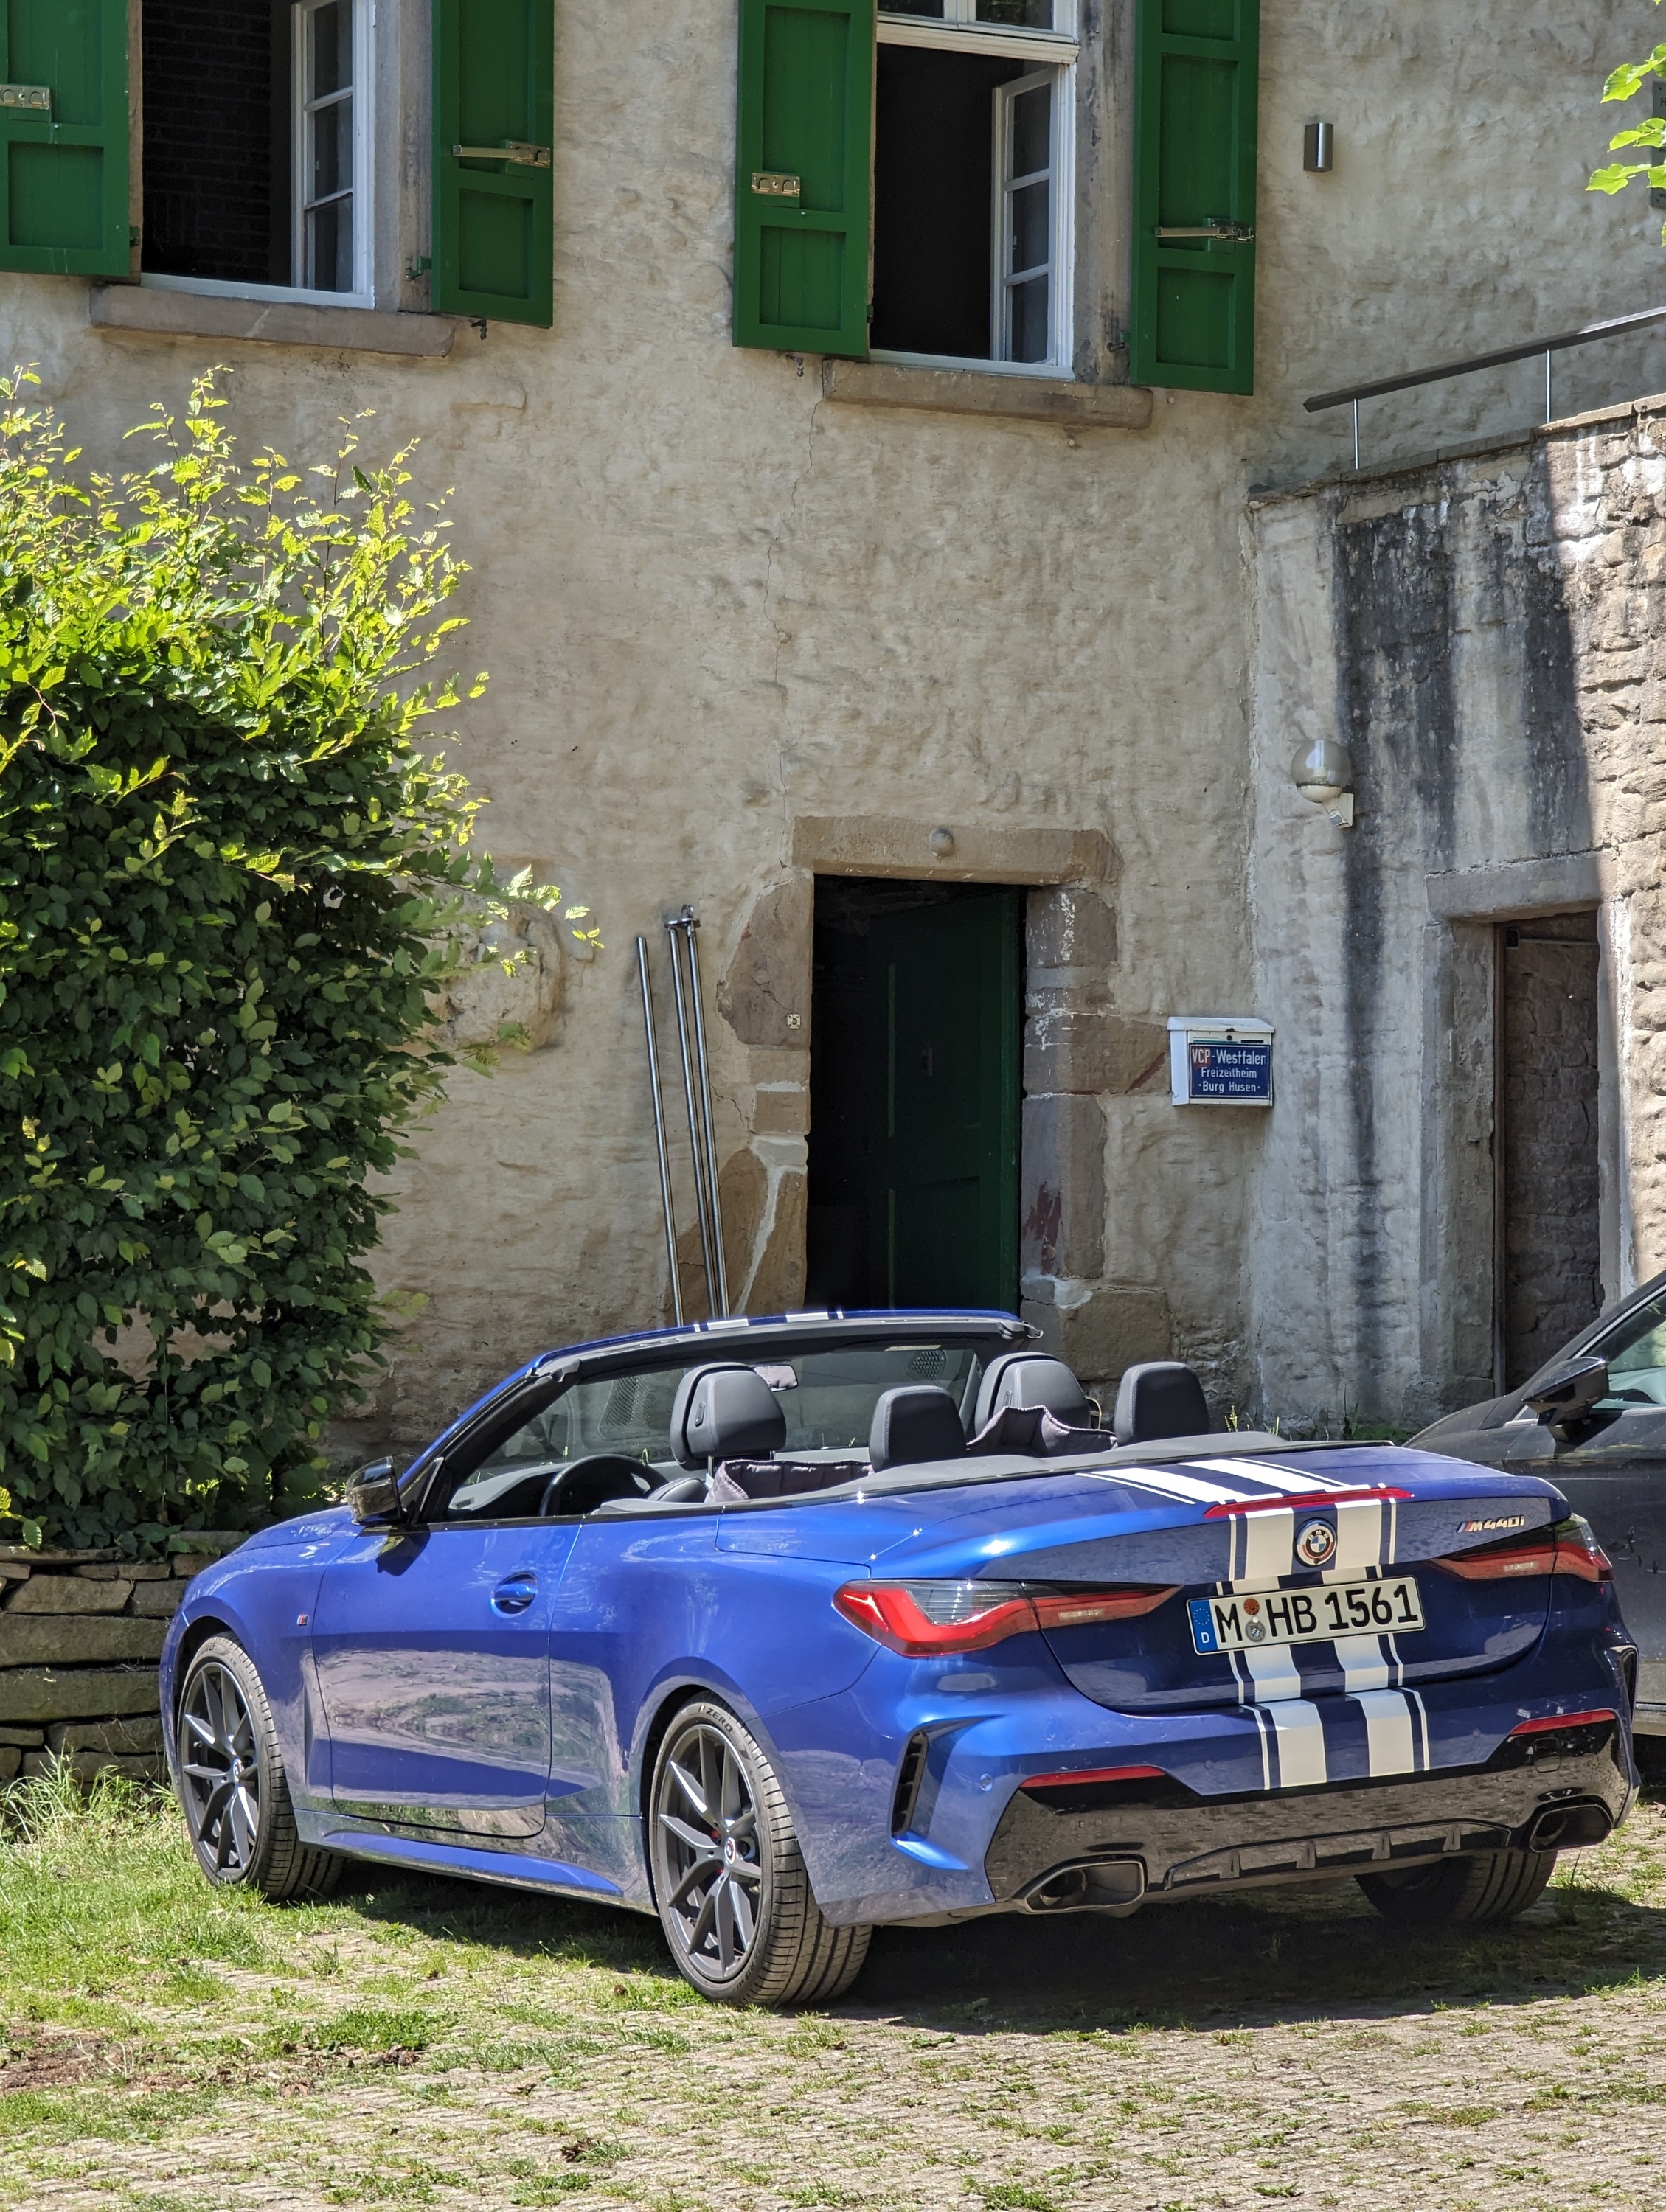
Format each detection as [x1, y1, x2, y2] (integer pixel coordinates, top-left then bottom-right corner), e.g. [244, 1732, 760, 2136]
[1188, 1575, 1424, 1655]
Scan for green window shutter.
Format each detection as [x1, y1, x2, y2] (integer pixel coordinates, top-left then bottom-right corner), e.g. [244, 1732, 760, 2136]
[1130, 0, 1259, 394]
[734, 0, 873, 358]
[433, 0, 554, 327]
[0, 0, 128, 277]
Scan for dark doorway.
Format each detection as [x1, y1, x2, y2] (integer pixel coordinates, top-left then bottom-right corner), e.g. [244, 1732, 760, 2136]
[807, 879, 1021, 1312]
[1495, 911, 1603, 1389]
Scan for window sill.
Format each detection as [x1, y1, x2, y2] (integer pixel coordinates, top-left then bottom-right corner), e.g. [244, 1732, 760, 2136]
[88, 284, 457, 358]
[820, 356, 1152, 429]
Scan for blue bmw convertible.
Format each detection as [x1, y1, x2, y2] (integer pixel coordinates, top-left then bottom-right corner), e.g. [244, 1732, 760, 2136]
[161, 1310, 1639, 2006]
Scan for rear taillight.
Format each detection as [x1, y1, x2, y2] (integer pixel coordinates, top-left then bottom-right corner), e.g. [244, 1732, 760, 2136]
[1435, 1514, 1613, 1585]
[833, 1579, 1178, 1657]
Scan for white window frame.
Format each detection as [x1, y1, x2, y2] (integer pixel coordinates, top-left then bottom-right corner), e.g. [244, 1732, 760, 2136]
[294, 0, 375, 302]
[993, 69, 1066, 367]
[875, 3, 1077, 375]
[141, 0, 375, 313]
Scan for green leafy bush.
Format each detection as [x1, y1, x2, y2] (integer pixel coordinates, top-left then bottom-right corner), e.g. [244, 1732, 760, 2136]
[0, 370, 505, 1550]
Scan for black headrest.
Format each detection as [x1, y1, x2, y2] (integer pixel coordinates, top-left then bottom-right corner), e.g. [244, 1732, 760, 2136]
[869, 1385, 966, 1473]
[973, 1351, 1096, 1433]
[1111, 1361, 1211, 1445]
[670, 1363, 787, 1468]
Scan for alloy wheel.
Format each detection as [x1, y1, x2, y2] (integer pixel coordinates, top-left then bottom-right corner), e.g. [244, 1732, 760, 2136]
[178, 1660, 263, 1875]
[653, 1720, 764, 1981]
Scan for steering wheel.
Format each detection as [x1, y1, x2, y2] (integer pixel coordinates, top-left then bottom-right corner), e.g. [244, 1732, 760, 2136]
[541, 1455, 657, 1517]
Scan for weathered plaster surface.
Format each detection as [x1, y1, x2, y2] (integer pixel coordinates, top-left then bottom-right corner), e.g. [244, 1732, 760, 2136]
[1, 1, 1661, 1442]
[1251, 399, 1666, 1429]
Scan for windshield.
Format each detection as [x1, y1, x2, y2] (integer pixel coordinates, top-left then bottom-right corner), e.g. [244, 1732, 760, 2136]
[443, 1338, 998, 1517]
[1594, 1290, 1666, 1410]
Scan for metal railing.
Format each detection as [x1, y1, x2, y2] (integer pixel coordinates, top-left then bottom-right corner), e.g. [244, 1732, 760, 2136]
[1304, 302, 1666, 469]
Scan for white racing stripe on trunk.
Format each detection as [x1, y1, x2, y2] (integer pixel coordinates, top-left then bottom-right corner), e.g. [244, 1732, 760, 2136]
[1329, 1498, 1384, 1574]
[1267, 1701, 1327, 1788]
[1333, 1635, 1391, 1692]
[1080, 1466, 1246, 1508]
[1384, 1497, 1399, 1569]
[1240, 1639, 1305, 1703]
[1236, 1507, 1294, 1585]
[1193, 1457, 1351, 1495]
[1356, 1690, 1417, 1777]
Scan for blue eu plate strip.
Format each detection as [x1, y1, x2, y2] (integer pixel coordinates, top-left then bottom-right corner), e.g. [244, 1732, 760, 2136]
[1188, 1597, 1219, 1653]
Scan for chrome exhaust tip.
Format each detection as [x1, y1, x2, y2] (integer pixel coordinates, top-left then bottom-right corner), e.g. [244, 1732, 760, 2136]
[1524, 1798, 1614, 1852]
[1020, 1857, 1146, 1916]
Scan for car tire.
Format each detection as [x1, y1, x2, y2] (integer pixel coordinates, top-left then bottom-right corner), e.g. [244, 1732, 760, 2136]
[176, 1635, 343, 1902]
[648, 1697, 871, 2008]
[1357, 1847, 1557, 1927]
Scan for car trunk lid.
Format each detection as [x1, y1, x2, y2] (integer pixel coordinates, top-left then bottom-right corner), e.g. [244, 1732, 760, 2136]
[865, 1449, 1567, 1713]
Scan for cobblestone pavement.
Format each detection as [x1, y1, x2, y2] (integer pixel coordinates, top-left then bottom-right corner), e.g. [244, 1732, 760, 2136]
[2, 1778, 1664, 2211]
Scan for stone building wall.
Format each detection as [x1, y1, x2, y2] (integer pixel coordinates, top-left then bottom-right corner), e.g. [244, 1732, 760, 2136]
[0, 1, 1660, 1456]
[1249, 394, 1666, 1429]
[0, 1540, 243, 1784]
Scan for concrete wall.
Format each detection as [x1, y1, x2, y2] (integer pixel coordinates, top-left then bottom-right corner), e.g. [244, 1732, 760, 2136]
[1249, 395, 1666, 1431]
[3, 0, 1662, 1450]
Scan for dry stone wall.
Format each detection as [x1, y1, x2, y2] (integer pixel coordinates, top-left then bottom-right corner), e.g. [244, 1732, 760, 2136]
[0, 1537, 244, 1785]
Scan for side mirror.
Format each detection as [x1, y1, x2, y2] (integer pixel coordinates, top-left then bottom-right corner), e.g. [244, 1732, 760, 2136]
[347, 1458, 405, 1526]
[1524, 1354, 1610, 1430]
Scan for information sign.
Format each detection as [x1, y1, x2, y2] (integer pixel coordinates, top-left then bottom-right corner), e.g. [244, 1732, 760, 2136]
[1166, 1017, 1274, 1107]
[1188, 1038, 1272, 1102]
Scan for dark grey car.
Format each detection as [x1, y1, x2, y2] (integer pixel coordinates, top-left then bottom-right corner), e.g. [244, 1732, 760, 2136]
[1415, 1271, 1666, 1741]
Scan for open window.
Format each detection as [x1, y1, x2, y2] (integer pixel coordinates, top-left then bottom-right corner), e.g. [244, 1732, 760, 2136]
[141, 0, 372, 305]
[0, 0, 555, 327]
[733, 0, 1261, 392]
[871, 0, 1075, 371]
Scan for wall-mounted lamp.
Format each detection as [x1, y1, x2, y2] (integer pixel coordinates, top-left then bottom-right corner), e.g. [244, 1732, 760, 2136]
[1291, 735, 1356, 828]
[1303, 120, 1334, 173]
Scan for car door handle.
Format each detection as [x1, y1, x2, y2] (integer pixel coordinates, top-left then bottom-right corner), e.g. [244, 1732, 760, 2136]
[491, 1573, 538, 1615]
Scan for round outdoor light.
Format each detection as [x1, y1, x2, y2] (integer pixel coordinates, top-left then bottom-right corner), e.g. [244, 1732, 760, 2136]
[1290, 736, 1353, 804]
[1290, 736, 1356, 827]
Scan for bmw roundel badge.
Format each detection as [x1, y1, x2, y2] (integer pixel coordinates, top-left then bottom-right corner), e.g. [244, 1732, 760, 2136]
[1296, 1518, 1338, 1568]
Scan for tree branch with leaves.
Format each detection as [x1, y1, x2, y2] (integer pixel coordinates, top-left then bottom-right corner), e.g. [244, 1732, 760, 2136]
[1589, 1, 1666, 229]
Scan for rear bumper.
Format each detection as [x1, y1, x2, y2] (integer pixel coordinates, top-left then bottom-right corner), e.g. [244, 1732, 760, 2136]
[983, 1719, 1632, 1913]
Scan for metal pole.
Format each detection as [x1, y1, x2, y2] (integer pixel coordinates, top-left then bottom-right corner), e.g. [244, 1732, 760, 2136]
[665, 915, 718, 1317]
[636, 936, 684, 1326]
[682, 911, 730, 1316]
[1545, 347, 1553, 425]
[1351, 397, 1360, 471]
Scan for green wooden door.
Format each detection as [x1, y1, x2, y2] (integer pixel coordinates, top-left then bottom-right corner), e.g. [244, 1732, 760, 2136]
[868, 892, 1021, 1312]
[1129, 0, 1259, 394]
[0, 0, 128, 276]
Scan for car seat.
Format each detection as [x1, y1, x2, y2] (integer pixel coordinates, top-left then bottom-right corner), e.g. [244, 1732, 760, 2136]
[971, 1351, 1097, 1434]
[1111, 1360, 1211, 1444]
[669, 1363, 788, 1468]
[868, 1385, 966, 1473]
